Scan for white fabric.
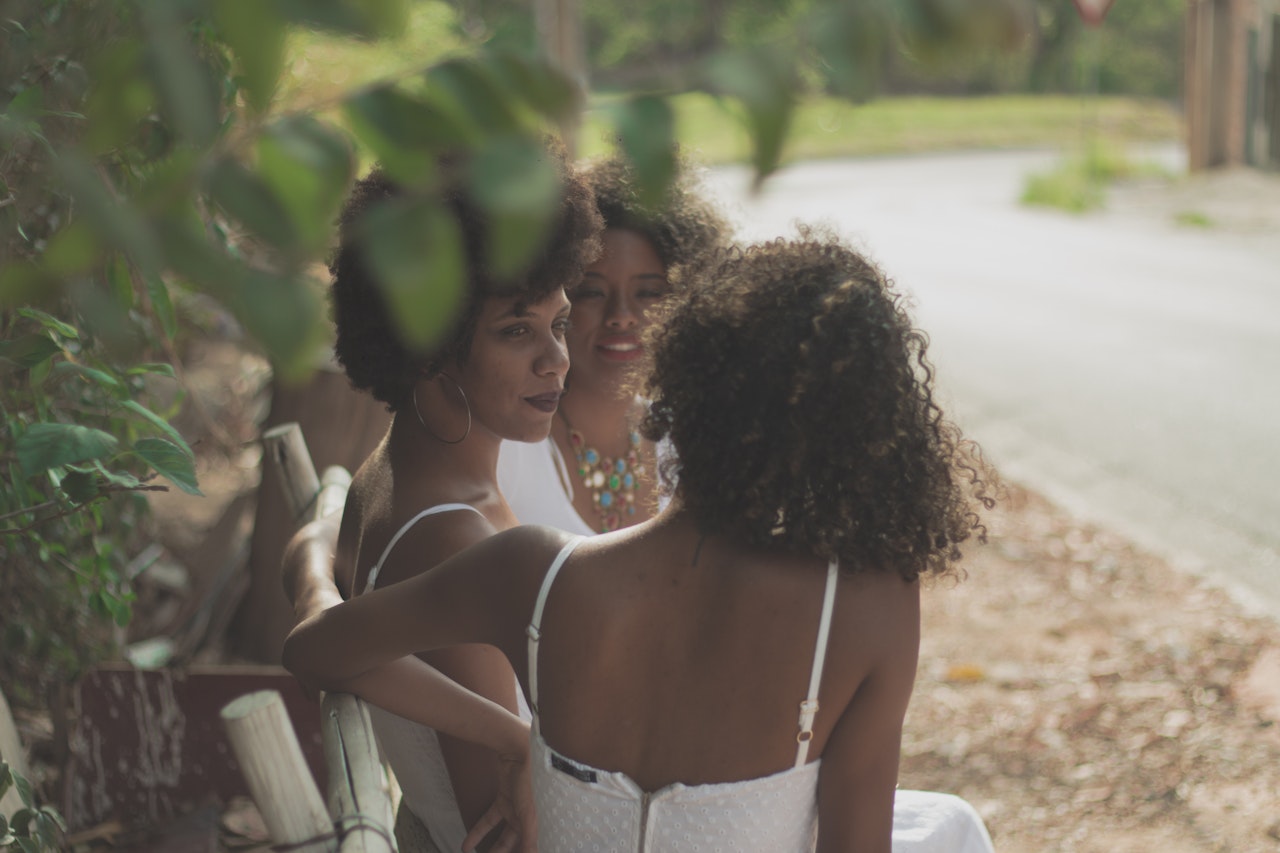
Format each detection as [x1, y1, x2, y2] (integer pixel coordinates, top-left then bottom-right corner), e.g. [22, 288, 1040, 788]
[525, 537, 828, 852]
[362, 502, 532, 853]
[523, 541, 995, 853]
[497, 438, 596, 536]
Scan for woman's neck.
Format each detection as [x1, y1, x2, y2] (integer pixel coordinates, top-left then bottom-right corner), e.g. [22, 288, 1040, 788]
[387, 411, 502, 502]
[557, 385, 636, 453]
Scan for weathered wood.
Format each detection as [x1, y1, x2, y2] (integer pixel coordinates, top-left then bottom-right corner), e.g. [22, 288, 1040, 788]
[262, 423, 322, 524]
[316, 466, 352, 522]
[322, 693, 394, 853]
[221, 690, 334, 852]
[63, 665, 325, 832]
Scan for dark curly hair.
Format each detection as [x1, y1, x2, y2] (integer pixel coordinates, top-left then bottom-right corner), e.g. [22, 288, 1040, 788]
[329, 143, 602, 411]
[640, 229, 995, 582]
[580, 154, 728, 283]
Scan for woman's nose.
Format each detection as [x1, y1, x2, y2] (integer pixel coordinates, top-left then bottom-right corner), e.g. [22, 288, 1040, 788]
[605, 293, 639, 329]
[538, 334, 570, 377]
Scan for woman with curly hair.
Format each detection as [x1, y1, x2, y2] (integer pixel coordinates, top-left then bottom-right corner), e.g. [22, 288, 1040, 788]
[286, 230, 996, 853]
[497, 155, 727, 534]
[286, 144, 601, 852]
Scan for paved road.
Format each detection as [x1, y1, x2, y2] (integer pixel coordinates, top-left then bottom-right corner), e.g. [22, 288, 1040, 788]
[707, 149, 1280, 618]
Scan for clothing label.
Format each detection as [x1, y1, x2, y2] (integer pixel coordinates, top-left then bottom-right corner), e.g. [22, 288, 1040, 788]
[551, 753, 598, 783]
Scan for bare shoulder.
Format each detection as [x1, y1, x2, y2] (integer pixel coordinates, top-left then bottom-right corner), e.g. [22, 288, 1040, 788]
[829, 568, 921, 661]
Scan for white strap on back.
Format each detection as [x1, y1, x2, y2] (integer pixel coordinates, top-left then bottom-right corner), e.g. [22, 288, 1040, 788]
[364, 503, 484, 593]
[526, 536, 586, 729]
[795, 559, 840, 767]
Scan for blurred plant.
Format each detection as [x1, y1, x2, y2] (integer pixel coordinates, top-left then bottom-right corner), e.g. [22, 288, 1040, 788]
[1021, 138, 1170, 212]
[0, 760, 66, 853]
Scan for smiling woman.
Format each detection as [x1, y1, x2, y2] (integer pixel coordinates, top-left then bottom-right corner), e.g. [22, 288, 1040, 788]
[288, 142, 603, 852]
[497, 154, 729, 535]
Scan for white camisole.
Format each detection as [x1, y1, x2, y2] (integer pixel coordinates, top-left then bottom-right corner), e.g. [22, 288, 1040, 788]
[525, 537, 837, 852]
[362, 503, 533, 853]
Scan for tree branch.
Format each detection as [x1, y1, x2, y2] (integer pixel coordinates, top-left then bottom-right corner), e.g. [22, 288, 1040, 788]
[0, 483, 170, 537]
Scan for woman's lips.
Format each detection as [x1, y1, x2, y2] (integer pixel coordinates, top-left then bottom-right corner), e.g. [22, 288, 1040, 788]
[596, 336, 643, 362]
[524, 392, 562, 413]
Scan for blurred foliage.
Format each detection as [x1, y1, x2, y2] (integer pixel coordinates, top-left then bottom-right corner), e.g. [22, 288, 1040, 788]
[1, 760, 66, 851]
[0, 0, 1032, 708]
[1021, 137, 1172, 212]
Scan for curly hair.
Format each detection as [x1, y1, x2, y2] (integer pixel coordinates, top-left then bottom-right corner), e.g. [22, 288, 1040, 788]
[329, 143, 602, 411]
[580, 154, 728, 282]
[640, 229, 995, 582]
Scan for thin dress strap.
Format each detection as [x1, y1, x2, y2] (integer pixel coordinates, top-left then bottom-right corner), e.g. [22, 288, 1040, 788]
[794, 559, 839, 767]
[364, 503, 484, 593]
[526, 536, 586, 731]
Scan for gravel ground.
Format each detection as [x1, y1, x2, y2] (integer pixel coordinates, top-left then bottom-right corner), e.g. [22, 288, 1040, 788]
[902, 482, 1280, 853]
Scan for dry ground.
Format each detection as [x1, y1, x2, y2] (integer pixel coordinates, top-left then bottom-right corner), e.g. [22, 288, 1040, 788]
[902, 484, 1280, 853]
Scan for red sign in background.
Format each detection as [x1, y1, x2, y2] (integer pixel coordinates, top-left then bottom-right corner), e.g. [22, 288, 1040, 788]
[1071, 0, 1117, 27]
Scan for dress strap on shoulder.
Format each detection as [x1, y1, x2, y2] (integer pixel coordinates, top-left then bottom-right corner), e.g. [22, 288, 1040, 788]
[526, 536, 586, 729]
[795, 559, 840, 767]
[364, 503, 484, 593]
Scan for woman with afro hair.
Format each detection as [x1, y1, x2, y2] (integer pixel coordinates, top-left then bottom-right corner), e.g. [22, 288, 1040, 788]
[285, 142, 601, 853]
[497, 154, 728, 535]
[286, 229, 998, 853]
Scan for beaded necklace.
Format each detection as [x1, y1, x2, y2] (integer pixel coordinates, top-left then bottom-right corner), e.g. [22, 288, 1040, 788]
[560, 412, 644, 533]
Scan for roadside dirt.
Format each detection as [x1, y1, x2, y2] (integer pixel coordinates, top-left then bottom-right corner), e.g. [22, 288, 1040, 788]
[904, 483, 1280, 853]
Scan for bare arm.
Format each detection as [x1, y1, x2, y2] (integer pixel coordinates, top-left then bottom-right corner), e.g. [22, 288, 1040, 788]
[816, 581, 921, 853]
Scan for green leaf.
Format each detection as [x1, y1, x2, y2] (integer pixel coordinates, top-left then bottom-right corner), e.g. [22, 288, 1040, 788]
[16, 836, 38, 853]
[468, 136, 562, 278]
[342, 86, 465, 185]
[705, 46, 797, 187]
[207, 156, 299, 249]
[276, 0, 407, 38]
[42, 221, 102, 276]
[120, 399, 193, 457]
[133, 437, 201, 495]
[84, 39, 156, 155]
[106, 255, 136, 307]
[17, 308, 79, 340]
[224, 270, 325, 379]
[146, 275, 177, 339]
[51, 362, 125, 393]
[16, 423, 119, 476]
[125, 362, 177, 379]
[0, 335, 62, 371]
[611, 95, 677, 210]
[55, 153, 162, 277]
[40, 805, 67, 833]
[99, 591, 134, 628]
[92, 461, 146, 490]
[806, 5, 887, 102]
[256, 116, 354, 249]
[357, 196, 465, 350]
[10, 766, 34, 808]
[426, 58, 522, 136]
[214, 0, 286, 113]
[138, 0, 220, 146]
[60, 470, 99, 504]
[486, 53, 579, 124]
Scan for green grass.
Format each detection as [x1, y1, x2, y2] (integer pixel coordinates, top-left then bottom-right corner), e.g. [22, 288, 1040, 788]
[1021, 139, 1174, 213]
[581, 93, 1182, 165]
[1173, 210, 1214, 228]
[277, 17, 1183, 167]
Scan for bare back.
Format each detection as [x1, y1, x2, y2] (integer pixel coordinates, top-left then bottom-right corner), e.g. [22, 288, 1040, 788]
[499, 517, 921, 795]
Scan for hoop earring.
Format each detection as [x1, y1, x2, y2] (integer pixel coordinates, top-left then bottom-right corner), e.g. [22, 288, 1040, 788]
[413, 373, 472, 444]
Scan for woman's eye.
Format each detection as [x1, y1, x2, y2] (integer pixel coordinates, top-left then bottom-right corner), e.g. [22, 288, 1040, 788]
[502, 325, 529, 338]
[638, 288, 670, 301]
[571, 285, 603, 301]
[553, 318, 572, 336]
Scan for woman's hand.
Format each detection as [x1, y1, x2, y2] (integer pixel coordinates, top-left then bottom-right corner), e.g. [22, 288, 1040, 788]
[463, 747, 537, 853]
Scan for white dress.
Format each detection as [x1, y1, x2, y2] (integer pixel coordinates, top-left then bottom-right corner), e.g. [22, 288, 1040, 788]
[525, 538, 996, 853]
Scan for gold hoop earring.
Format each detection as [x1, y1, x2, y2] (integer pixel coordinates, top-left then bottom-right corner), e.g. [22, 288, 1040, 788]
[413, 373, 471, 444]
